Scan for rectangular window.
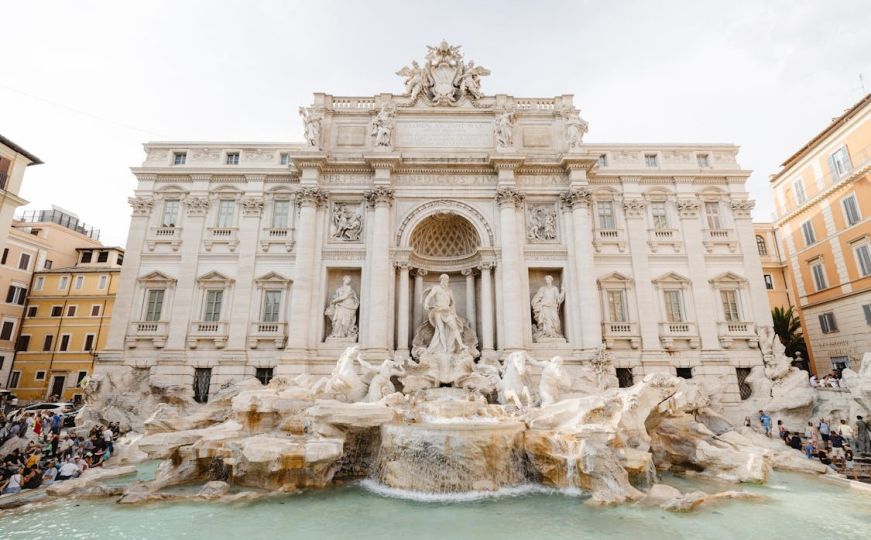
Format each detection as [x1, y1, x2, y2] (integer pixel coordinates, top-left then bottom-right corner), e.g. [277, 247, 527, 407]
[204, 289, 224, 322]
[280, 152, 290, 165]
[1, 248, 7, 265]
[51, 305, 62, 317]
[801, 220, 816, 246]
[76, 371, 88, 385]
[651, 202, 668, 230]
[819, 312, 838, 334]
[6, 285, 27, 305]
[764, 274, 774, 290]
[720, 289, 741, 322]
[704, 202, 721, 229]
[10, 371, 20, 389]
[66, 305, 77, 317]
[664, 290, 684, 322]
[256, 367, 274, 385]
[607, 290, 628, 322]
[83, 334, 95, 352]
[34, 276, 44, 290]
[644, 153, 658, 167]
[863, 304, 871, 326]
[97, 251, 109, 263]
[35, 370, 46, 381]
[15, 335, 29, 352]
[59, 334, 71, 351]
[26, 306, 37, 317]
[59, 276, 69, 289]
[262, 290, 281, 322]
[173, 151, 187, 165]
[162, 200, 181, 227]
[829, 147, 852, 179]
[226, 152, 240, 165]
[696, 154, 710, 168]
[831, 356, 850, 371]
[272, 200, 290, 228]
[18, 253, 31, 270]
[91, 305, 101, 317]
[216, 200, 235, 228]
[793, 180, 806, 204]
[676, 367, 693, 379]
[597, 153, 608, 167]
[43, 334, 53, 351]
[144, 289, 165, 322]
[75, 275, 84, 289]
[756, 235, 768, 255]
[98, 275, 108, 289]
[43, 260, 52, 270]
[0, 357, 3, 370]
[80, 250, 92, 263]
[616, 368, 634, 388]
[842, 194, 861, 226]
[193, 367, 212, 403]
[597, 201, 615, 230]
[0, 321, 14, 340]
[855, 243, 871, 277]
[811, 261, 827, 291]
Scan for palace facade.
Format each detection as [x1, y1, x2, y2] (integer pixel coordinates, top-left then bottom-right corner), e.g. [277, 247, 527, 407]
[98, 44, 771, 408]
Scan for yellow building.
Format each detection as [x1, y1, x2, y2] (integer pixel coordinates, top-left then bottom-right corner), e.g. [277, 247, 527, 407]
[8, 247, 123, 402]
[770, 93, 871, 375]
[753, 222, 793, 310]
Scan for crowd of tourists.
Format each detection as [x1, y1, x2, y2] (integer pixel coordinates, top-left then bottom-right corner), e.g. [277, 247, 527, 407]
[0, 409, 119, 495]
[761, 410, 871, 479]
[809, 372, 848, 390]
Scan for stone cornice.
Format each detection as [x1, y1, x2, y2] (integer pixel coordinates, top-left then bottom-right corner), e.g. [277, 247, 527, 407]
[289, 152, 329, 171]
[489, 154, 526, 171]
[559, 154, 598, 172]
[363, 153, 402, 172]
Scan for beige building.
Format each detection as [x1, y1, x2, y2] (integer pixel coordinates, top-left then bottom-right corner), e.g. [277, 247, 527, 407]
[0, 209, 103, 388]
[0, 135, 42, 256]
[770, 93, 871, 375]
[753, 222, 793, 311]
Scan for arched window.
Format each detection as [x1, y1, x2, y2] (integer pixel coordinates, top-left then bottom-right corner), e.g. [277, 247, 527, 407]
[756, 235, 768, 256]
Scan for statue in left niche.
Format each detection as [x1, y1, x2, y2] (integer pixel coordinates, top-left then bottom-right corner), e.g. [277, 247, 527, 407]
[370, 104, 395, 148]
[531, 275, 566, 342]
[325, 276, 359, 341]
[299, 107, 322, 148]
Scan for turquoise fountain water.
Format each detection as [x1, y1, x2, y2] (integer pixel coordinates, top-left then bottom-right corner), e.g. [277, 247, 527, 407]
[1, 472, 869, 540]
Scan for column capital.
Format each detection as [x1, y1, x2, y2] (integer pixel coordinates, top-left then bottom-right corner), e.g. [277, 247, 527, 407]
[240, 196, 265, 217]
[461, 268, 477, 277]
[622, 197, 646, 218]
[413, 268, 428, 277]
[297, 186, 329, 208]
[730, 199, 755, 219]
[183, 196, 210, 217]
[393, 260, 411, 270]
[495, 186, 525, 208]
[676, 198, 701, 219]
[477, 261, 496, 271]
[128, 196, 154, 217]
[560, 188, 592, 209]
[364, 186, 395, 207]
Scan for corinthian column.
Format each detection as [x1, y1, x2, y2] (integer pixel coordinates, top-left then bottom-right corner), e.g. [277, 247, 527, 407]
[496, 187, 525, 350]
[364, 186, 395, 353]
[561, 189, 602, 348]
[413, 268, 427, 331]
[395, 261, 411, 357]
[462, 268, 477, 333]
[286, 187, 327, 351]
[478, 261, 495, 352]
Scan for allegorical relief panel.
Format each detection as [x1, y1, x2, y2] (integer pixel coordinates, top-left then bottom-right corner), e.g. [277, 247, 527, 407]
[526, 204, 558, 242]
[330, 202, 364, 242]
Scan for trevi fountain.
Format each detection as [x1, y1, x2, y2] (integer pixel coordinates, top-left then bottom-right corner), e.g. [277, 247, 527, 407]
[2, 42, 870, 539]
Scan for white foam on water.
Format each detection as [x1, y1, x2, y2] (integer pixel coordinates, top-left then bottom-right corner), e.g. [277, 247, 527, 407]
[358, 479, 588, 503]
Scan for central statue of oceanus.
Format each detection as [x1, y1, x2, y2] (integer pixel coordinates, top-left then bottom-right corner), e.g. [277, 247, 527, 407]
[423, 274, 467, 355]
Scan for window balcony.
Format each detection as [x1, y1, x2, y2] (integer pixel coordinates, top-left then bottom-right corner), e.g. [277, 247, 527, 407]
[126, 321, 169, 349]
[602, 321, 640, 349]
[259, 227, 295, 252]
[146, 226, 183, 251]
[204, 227, 239, 252]
[647, 228, 682, 253]
[592, 229, 626, 253]
[702, 228, 738, 253]
[187, 320, 229, 349]
[658, 321, 699, 350]
[247, 321, 287, 349]
[717, 321, 758, 349]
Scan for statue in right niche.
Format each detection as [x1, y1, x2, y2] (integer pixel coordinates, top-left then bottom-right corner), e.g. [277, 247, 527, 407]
[531, 275, 566, 342]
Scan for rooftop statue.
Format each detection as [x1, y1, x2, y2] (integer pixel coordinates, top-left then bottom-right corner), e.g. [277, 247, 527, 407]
[396, 40, 490, 106]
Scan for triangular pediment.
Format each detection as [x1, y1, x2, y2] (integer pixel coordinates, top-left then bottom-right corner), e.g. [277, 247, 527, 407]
[652, 271, 690, 284]
[197, 270, 234, 285]
[137, 271, 177, 284]
[255, 271, 290, 284]
[709, 271, 746, 284]
[597, 271, 633, 285]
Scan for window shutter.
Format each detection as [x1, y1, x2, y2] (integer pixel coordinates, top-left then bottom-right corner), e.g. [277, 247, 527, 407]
[827, 154, 837, 179]
[864, 304, 871, 325]
[5, 287, 14, 303]
[842, 148, 853, 174]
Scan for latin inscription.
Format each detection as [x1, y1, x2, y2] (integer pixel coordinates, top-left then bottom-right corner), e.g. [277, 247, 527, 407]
[396, 121, 493, 148]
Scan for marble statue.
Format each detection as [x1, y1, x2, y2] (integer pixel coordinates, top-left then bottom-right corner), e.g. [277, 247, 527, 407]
[529, 355, 571, 406]
[371, 104, 395, 148]
[531, 276, 566, 341]
[454, 60, 489, 100]
[310, 346, 367, 402]
[423, 274, 467, 355]
[395, 60, 431, 102]
[331, 204, 362, 241]
[494, 110, 515, 149]
[499, 351, 533, 408]
[527, 206, 557, 241]
[358, 357, 405, 402]
[396, 41, 490, 105]
[326, 276, 359, 340]
[857, 416, 871, 454]
[565, 111, 589, 150]
[299, 107, 322, 148]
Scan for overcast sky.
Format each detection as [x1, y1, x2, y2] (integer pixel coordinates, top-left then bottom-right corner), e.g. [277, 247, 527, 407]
[2, 0, 869, 246]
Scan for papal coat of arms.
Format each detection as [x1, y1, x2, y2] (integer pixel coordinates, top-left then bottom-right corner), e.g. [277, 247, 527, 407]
[396, 40, 490, 106]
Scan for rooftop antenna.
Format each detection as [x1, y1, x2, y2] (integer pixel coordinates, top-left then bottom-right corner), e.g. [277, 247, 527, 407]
[856, 73, 866, 95]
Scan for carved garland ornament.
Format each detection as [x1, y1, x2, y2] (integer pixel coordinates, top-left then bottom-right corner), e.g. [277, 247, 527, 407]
[622, 198, 646, 218]
[183, 197, 210, 217]
[559, 189, 592, 209]
[495, 187, 525, 208]
[296, 187, 329, 207]
[676, 198, 701, 218]
[730, 200, 755, 219]
[240, 197, 265, 216]
[128, 196, 154, 217]
[364, 186, 395, 207]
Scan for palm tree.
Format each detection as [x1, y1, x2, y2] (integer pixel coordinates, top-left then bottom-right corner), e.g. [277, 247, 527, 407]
[771, 306, 808, 369]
